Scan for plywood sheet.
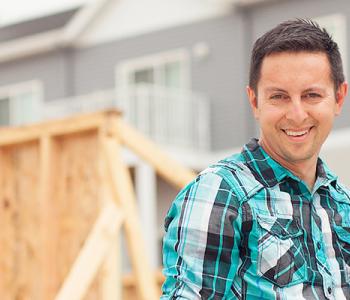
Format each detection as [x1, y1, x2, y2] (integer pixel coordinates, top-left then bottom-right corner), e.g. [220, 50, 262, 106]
[0, 142, 41, 300]
[0, 130, 104, 300]
[54, 131, 102, 300]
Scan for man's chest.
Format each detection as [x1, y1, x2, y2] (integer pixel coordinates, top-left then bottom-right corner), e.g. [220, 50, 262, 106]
[238, 186, 350, 299]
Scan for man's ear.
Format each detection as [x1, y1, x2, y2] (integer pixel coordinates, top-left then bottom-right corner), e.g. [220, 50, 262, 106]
[335, 82, 348, 116]
[246, 86, 259, 120]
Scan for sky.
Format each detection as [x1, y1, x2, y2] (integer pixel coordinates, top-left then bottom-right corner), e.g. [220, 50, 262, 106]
[0, 0, 88, 26]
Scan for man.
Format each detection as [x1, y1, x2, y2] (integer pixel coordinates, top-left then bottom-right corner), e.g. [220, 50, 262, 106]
[161, 19, 350, 299]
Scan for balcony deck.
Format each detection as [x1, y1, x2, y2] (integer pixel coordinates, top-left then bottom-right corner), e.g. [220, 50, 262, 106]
[41, 84, 211, 151]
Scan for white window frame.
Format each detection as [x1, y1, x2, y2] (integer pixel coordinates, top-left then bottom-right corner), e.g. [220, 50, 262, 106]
[115, 48, 191, 90]
[314, 13, 347, 79]
[0, 80, 43, 126]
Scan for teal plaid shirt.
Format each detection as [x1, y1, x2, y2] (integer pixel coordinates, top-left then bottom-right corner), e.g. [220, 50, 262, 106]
[161, 139, 350, 299]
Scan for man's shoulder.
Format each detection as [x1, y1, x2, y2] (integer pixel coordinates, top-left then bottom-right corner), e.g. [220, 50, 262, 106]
[197, 152, 263, 202]
[319, 159, 350, 199]
[334, 180, 350, 197]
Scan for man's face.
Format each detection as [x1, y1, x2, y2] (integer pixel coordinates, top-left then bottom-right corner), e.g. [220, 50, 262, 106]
[247, 51, 347, 167]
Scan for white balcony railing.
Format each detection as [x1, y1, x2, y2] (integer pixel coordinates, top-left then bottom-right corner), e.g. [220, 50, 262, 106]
[41, 85, 210, 150]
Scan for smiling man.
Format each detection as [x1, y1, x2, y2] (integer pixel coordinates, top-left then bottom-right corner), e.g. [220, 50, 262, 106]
[161, 19, 350, 299]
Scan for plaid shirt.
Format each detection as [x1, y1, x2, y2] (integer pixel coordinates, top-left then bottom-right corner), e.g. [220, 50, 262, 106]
[161, 139, 350, 299]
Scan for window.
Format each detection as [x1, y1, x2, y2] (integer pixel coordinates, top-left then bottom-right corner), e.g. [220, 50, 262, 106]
[0, 81, 43, 126]
[314, 14, 347, 77]
[116, 48, 190, 90]
[115, 49, 192, 140]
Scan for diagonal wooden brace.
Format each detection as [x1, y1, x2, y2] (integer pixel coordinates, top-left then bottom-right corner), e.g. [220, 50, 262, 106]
[102, 134, 160, 300]
[55, 200, 123, 300]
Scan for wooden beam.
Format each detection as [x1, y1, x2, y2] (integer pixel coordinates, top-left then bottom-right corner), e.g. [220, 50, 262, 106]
[0, 110, 120, 147]
[115, 118, 196, 189]
[39, 136, 58, 300]
[101, 235, 122, 300]
[0, 148, 15, 299]
[102, 135, 160, 300]
[55, 201, 123, 300]
[98, 128, 123, 300]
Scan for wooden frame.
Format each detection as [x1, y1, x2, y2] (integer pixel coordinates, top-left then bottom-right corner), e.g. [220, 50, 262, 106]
[0, 110, 196, 300]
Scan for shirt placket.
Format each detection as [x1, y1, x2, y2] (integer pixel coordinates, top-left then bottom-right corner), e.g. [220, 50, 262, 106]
[311, 188, 336, 300]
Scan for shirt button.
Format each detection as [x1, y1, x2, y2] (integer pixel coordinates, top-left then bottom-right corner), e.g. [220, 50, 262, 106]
[317, 242, 321, 250]
[327, 287, 332, 294]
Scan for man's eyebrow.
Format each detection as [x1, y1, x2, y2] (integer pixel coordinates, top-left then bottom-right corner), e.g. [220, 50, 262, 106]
[265, 87, 288, 93]
[302, 87, 325, 93]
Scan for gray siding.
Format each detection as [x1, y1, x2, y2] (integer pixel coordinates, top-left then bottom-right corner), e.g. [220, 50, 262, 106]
[0, 50, 73, 101]
[72, 13, 250, 150]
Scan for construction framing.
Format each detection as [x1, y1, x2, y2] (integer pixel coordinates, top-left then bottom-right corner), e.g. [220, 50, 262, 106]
[0, 110, 196, 300]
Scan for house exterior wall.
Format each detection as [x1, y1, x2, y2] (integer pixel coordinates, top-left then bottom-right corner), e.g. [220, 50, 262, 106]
[0, 12, 251, 151]
[76, 0, 233, 46]
[73, 13, 249, 150]
[0, 50, 72, 101]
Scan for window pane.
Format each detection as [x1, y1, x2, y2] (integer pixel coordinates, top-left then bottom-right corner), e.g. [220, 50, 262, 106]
[0, 98, 10, 126]
[132, 68, 154, 84]
[163, 61, 181, 88]
[314, 14, 347, 77]
[11, 91, 39, 125]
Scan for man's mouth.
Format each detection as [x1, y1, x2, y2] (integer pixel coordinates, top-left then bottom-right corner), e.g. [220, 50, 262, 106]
[282, 127, 313, 138]
[284, 129, 308, 136]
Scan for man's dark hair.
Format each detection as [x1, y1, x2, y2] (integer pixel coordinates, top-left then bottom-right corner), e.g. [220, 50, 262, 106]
[249, 19, 345, 92]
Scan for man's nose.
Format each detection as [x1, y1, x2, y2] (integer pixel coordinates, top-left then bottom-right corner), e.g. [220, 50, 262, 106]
[285, 98, 308, 124]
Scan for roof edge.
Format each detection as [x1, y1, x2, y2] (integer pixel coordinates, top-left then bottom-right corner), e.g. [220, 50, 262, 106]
[0, 0, 112, 63]
[0, 29, 62, 63]
[61, 0, 111, 46]
[233, 0, 282, 7]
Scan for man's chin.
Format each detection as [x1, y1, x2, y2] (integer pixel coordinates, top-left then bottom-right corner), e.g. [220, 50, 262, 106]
[281, 149, 316, 164]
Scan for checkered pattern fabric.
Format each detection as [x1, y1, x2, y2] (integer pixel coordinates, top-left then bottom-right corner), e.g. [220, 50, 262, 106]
[161, 139, 350, 299]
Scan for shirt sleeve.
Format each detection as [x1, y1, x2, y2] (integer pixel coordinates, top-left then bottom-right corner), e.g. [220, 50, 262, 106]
[161, 171, 242, 299]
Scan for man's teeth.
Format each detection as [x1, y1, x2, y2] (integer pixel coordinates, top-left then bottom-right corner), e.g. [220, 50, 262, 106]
[285, 129, 308, 136]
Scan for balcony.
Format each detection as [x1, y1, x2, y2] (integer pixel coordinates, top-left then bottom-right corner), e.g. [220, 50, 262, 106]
[42, 84, 211, 151]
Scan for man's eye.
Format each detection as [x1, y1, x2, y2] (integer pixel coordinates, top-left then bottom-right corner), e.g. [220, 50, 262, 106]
[270, 94, 287, 100]
[304, 93, 321, 99]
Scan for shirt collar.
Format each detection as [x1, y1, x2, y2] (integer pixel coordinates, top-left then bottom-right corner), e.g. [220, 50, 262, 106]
[315, 158, 338, 188]
[241, 138, 338, 188]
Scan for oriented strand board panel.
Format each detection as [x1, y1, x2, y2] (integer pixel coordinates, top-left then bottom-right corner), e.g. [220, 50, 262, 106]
[54, 131, 102, 300]
[0, 130, 104, 300]
[0, 142, 41, 300]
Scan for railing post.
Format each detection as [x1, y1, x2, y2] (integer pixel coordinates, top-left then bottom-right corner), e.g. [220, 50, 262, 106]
[135, 161, 159, 268]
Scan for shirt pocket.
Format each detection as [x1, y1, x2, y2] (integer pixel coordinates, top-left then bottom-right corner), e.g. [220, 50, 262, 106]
[333, 224, 350, 284]
[256, 215, 307, 287]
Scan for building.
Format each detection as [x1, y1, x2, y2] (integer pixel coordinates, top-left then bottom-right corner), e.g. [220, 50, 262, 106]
[0, 0, 349, 269]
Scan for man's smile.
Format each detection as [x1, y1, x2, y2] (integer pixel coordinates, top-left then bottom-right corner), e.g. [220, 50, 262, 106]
[281, 126, 314, 142]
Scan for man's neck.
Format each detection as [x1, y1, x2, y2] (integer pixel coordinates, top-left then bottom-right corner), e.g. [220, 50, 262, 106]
[281, 159, 317, 191]
[258, 141, 318, 191]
